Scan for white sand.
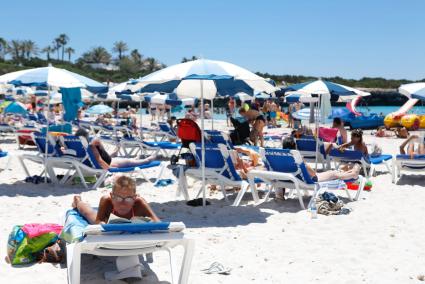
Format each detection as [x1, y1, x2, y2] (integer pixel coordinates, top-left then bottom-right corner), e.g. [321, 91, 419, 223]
[0, 121, 424, 284]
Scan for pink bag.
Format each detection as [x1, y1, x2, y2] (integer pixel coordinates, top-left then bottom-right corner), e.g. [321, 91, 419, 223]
[318, 127, 338, 142]
[22, 223, 63, 239]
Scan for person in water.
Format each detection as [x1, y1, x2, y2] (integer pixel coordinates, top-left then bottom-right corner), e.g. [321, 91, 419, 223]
[72, 175, 160, 224]
[75, 128, 157, 169]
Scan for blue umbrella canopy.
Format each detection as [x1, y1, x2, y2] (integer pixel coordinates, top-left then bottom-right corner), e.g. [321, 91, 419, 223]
[86, 104, 113, 115]
[4, 101, 28, 116]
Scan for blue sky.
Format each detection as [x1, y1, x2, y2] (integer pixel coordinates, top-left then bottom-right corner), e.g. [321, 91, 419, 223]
[1, 0, 424, 80]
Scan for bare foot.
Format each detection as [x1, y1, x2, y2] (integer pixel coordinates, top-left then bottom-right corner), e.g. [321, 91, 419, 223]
[72, 195, 82, 208]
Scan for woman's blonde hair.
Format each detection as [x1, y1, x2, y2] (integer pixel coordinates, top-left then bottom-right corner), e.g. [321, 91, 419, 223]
[113, 175, 136, 193]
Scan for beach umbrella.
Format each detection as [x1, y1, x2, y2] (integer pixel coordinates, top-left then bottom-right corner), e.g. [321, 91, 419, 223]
[143, 92, 196, 106]
[292, 107, 322, 121]
[86, 104, 113, 115]
[234, 92, 253, 102]
[132, 59, 276, 206]
[399, 82, 425, 100]
[3, 101, 28, 116]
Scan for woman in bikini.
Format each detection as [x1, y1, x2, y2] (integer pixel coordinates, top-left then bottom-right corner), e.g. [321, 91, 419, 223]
[239, 107, 265, 147]
[72, 175, 160, 224]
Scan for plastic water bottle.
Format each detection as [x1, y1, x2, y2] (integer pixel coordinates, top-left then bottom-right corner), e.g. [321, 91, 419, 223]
[310, 199, 318, 219]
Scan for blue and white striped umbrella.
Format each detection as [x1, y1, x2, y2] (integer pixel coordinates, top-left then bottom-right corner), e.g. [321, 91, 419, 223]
[282, 79, 370, 101]
[3, 101, 28, 116]
[0, 65, 108, 93]
[399, 82, 425, 100]
[143, 92, 196, 106]
[131, 59, 276, 99]
[292, 107, 321, 121]
[86, 104, 114, 115]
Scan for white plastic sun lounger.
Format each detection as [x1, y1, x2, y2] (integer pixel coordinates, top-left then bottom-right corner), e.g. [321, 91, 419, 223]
[66, 222, 195, 284]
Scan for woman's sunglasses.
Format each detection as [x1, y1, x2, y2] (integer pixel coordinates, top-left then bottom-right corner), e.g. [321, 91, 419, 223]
[111, 193, 136, 203]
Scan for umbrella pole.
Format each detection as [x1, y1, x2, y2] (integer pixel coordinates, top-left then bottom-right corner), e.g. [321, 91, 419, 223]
[200, 80, 206, 207]
[314, 95, 321, 170]
[211, 98, 214, 130]
[139, 98, 143, 137]
[44, 85, 51, 183]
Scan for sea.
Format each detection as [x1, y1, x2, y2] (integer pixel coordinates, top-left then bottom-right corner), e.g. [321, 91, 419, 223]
[136, 106, 425, 120]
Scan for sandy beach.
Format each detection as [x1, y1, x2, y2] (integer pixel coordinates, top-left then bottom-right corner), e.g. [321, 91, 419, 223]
[0, 119, 424, 284]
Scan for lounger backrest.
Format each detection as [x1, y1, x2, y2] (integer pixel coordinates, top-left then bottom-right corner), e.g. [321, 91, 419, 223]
[205, 130, 232, 147]
[329, 148, 367, 163]
[60, 135, 93, 167]
[396, 154, 425, 169]
[32, 133, 60, 156]
[158, 122, 171, 133]
[295, 138, 327, 158]
[190, 142, 241, 181]
[262, 148, 316, 185]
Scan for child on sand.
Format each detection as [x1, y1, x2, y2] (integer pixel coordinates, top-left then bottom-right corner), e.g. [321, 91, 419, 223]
[72, 175, 160, 224]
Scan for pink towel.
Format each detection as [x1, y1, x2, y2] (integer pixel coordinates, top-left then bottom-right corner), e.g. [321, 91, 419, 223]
[318, 127, 338, 142]
[22, 223, 63, 238]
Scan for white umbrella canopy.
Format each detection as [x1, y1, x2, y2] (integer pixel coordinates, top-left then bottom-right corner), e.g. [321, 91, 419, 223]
[0, 66, 107, 91]
[399, 82, 425, 100]
[131, 59, 277, 99]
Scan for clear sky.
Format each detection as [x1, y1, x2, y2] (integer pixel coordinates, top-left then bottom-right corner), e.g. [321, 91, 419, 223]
[1, 0, 424, 80]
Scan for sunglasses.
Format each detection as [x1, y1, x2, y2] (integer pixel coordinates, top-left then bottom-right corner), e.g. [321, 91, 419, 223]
[111, 193, 136, 203]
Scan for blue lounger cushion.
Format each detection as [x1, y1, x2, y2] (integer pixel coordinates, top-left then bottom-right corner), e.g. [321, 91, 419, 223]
[396, 154, 425, 160]
[0, 151, 8, 158]
[143, 141, 181, 149]
[368, 154, 392, 164]
[108, 160, 161, 173]
[102, 222, 170, 233]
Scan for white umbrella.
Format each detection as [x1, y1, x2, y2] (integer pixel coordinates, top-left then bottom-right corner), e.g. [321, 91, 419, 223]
[133, 59, 277, 206]
[399, 82, 425, 100]
[0, 65, 106, 180]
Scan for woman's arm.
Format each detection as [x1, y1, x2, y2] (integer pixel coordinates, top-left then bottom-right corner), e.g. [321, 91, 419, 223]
[135, 197, 160, 222]
[399, 135, 417, 155]
[95, 196, 113, 224]
[90, 141, 110, 170]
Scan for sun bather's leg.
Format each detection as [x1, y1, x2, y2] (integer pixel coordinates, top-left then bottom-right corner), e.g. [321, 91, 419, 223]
[72, 196, 97, 224]
[110, 154, 156, 168]
[419, 143, 425, 154]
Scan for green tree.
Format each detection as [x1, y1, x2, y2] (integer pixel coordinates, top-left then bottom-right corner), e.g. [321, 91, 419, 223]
[0, 37, 7, 59]
[65, 47, 75, 62]
[112, 41, 128, 60]
[41, 46, 53, 61]
[57, 33, 69, 61]
[52, 38, 61, 60]
[7, 40, 22, 61]
[78, 46, 111, 64]
[22, 40, 38, 59]
[181, 55, 199, 63]
[130, 49, 142, 65]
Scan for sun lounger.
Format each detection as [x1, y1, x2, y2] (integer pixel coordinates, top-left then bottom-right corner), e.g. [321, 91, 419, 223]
[65, 221, 194, 284]
[177, 143, 259, 206]
[247, 148, 365, 209]
[329, 148, 392, 178]
[392, 154, 425, 183]
[48, 135, 165, 189]
[295, 137, 330, 169]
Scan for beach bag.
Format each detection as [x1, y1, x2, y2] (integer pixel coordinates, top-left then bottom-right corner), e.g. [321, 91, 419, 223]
[60, 209, 89, 243]
[6, 225, 59, 265]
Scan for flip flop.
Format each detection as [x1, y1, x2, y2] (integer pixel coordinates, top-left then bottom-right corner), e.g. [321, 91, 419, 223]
[201, 262, 231, 275]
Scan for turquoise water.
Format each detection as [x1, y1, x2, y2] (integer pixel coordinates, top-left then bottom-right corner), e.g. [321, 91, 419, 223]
[138, 106, 425, 120]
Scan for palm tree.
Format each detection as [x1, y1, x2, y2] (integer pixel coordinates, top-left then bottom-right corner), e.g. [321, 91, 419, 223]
[22, 40, 38, 59]
[53, 38, 62, 60]
[130, 49, 142, 64]
[65, 47, 75, 62]
[0, 37, 8, 59]
[57, 33, 69, 61]
[79, 46, 111, 64]
[144, 57, 160, 72]
[112, 41, 128, 60]
[181, 56, 199, 63]
[8, 40, 22, 61]
[41, 46, 53, 61]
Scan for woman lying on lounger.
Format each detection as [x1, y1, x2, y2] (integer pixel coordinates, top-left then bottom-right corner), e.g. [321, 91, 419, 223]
[75, 128, 157, 169]
[399, 134, 425, 157]
[72, 175, 160, 224]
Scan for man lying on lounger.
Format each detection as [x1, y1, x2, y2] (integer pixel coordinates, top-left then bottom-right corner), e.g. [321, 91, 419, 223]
[72, 175, 160, 224]
[75, 128, 157, 169]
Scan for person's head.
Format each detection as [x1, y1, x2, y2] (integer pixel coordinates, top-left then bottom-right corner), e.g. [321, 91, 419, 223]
[282, 137, 296, 150]
[111, 175, 137, 215]
[351, 129, 363, 144]
[75, 127, 89, 142]
[332, 117, 343, 128]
